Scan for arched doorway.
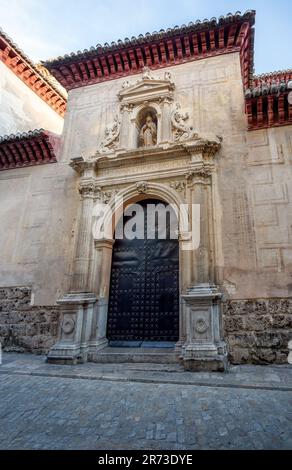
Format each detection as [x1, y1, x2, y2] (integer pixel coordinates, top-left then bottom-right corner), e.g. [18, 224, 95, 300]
[107, 198, 179, 346]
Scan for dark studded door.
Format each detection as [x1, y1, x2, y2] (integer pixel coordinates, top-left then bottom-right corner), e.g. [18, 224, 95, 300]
[107, 199, 179, 343]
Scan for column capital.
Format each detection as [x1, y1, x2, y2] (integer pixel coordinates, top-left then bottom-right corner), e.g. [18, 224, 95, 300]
[79, 178, 101, 199]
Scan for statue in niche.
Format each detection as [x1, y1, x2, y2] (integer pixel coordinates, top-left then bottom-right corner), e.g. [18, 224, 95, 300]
[139, 114, 157, 147]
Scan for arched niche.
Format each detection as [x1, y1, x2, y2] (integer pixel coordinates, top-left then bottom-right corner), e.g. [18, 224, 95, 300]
[136, 106, 158, 148]
[130, 103, 162, 149]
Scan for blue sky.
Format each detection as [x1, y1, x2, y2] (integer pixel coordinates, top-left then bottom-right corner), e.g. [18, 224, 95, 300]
[0, 0, 291, 74]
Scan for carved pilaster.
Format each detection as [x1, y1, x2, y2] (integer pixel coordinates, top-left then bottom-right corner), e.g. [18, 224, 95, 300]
[160, 97, 173, 143]
[120, 103, 133, 149]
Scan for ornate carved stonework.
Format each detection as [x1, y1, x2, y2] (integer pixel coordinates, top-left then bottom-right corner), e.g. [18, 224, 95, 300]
[185, 166, 213, 182]
[78, 179, 101, 198]
[171, 103, 199, 142]
[99, 115, 121, 153]
[169, 181, 186, 192]
[118, 67, 175, 105]
[136, 181, 148, 194]
[70, 156, 93, 175]
[169, 180, 186, 199]
[61, 316, 75, 336]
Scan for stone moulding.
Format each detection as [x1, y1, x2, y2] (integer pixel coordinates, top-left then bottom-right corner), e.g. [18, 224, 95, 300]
[94, 136, 222, 162]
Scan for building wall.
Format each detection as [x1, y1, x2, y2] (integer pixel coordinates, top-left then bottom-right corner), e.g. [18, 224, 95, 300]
[0, 61, 64, 136]
[0, 162, 79, 305]
[0, 51, 291, 361]
[60, 52, 292, 300]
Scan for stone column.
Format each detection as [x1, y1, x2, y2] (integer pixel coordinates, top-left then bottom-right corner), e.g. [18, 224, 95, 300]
[87, 238, 114, 360]
[180, 148, 227, 371]
[188, 170, 213, 285]
[48, 159, 101, 364]
[71, 173, 99, 292]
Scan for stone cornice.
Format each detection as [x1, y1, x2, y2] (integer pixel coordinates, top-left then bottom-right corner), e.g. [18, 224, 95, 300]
[0, 28, 67, 117]
[70, 156, 95, 175]
[0, 129, 60, 171]
[42, 11, 255, 91]
[93, 137, 221, 167]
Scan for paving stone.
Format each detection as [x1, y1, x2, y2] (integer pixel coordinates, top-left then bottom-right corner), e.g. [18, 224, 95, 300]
[0, 354, 291, 449]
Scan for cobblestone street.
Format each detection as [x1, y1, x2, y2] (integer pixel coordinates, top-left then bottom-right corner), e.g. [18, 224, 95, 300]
[0, 354, 291, 450]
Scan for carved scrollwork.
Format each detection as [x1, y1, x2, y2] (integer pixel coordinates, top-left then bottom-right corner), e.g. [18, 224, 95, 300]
[79, 179, 101, 198]
[169, 180, 186, 199]
[171, 103, 199, 142]
[94, 187, 118, 204]
[185, 166, 212, 182]
[99, 115, 121, 153]
[169, 181, 186, 192]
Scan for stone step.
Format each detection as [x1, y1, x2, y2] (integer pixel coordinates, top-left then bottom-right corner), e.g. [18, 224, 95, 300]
[90, 347, 180, 364]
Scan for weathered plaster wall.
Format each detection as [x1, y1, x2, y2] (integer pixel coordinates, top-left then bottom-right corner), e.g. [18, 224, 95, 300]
[60, 51, 292, 300]
[0, 162, 79, 305]
[0, 51, 291, 362]
[219, 124, 292, 300]
[0, 61, 64, 136]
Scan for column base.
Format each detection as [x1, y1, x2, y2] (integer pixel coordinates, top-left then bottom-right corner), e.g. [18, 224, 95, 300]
[181, 284, 229, 372]
[47, 292, 97, 364]
[182, 355, 228, 372]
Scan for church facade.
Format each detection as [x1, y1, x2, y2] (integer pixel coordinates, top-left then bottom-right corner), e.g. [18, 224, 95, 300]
[0, 11, 292, 370]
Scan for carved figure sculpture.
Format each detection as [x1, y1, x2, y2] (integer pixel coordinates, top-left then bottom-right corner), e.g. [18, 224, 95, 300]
[99, 115, 121, 153]
[171, 103, 198, 142]
[139, 114, 157, 147]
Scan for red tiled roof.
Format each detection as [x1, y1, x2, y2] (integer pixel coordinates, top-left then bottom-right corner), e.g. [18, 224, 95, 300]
[0, 129, 60, 171]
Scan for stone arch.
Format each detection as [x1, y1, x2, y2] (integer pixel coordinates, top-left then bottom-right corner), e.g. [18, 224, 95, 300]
[98, 181, 187, 241]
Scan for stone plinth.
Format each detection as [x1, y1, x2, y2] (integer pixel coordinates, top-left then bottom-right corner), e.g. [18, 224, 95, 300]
[181, 284, 228, 371]
[47, 292, 97, 364]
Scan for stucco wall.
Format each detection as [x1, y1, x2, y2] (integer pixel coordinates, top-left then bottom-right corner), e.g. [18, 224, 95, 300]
[0, 53, 291, 304]
[0, 162, 79, 305]
[0, 61, 64, 136]
[0, 51, 291, 362]
[60, 52, 292, 301]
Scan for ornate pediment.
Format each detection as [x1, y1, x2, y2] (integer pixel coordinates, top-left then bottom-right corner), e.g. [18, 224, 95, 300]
[95, 66, 222, 156]
[118, 67, 174, 105]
